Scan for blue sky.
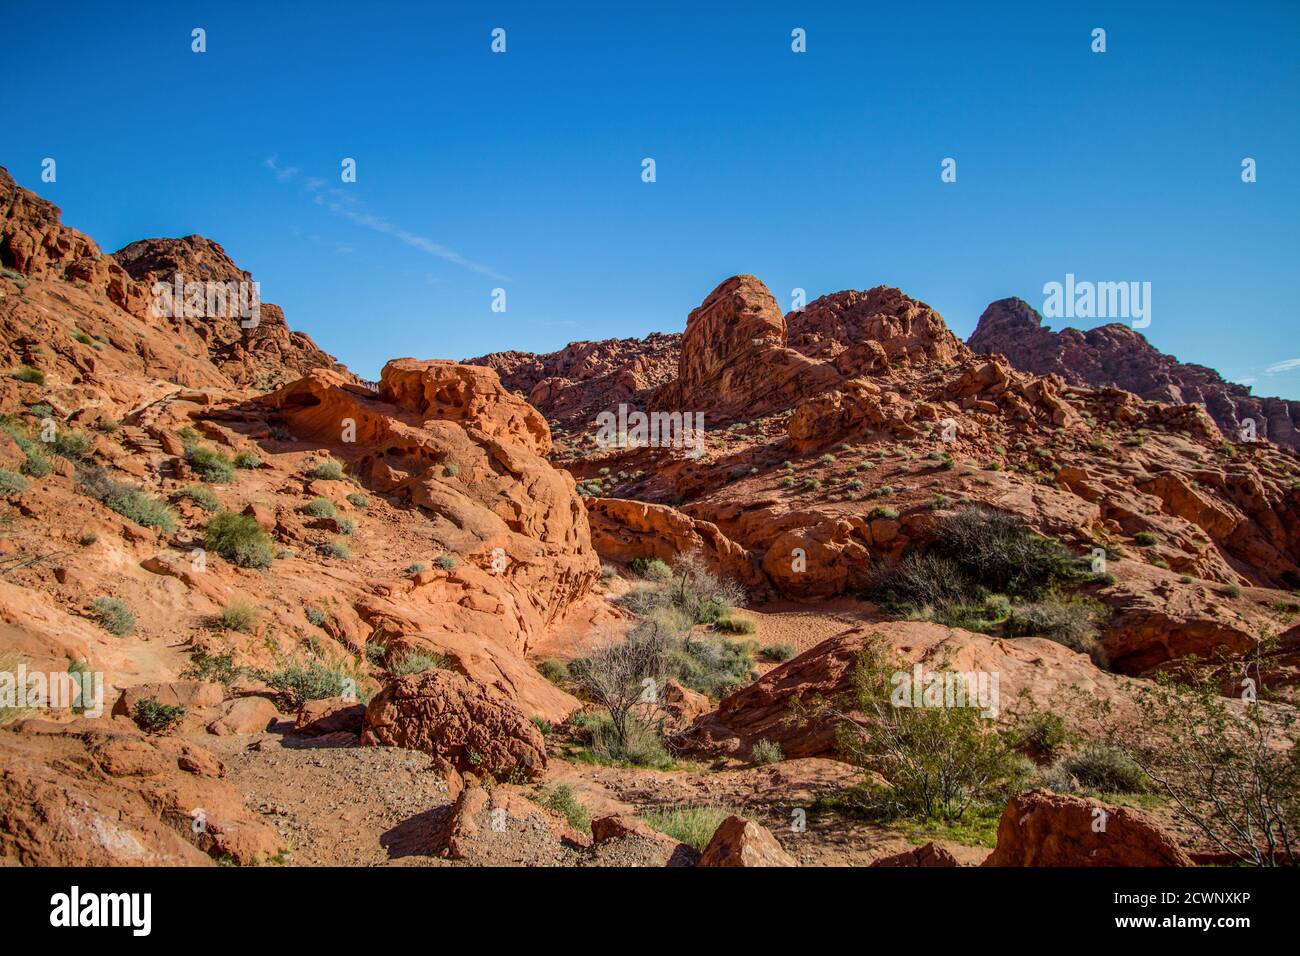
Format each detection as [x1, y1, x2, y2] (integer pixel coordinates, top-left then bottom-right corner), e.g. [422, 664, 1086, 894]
[5, 1, 1299, 395]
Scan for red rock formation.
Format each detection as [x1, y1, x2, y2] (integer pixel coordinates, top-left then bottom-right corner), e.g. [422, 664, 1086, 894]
[969, 296, 1300, 449]
[697, 815, 798, 867]
[982, 789, 1192, 867]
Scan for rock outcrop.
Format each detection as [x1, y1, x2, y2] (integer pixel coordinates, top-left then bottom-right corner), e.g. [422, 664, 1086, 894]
[697, 815, 798, 867]
[969, 296, 1300, 449]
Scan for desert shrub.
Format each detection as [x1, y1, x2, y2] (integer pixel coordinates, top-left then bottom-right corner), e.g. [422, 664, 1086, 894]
[346, 492, 369, 508]
[869, 551, 976, 611]
[233, 451, 262, 469]
[215, 599, 259, 634]
[132, 697, 186, 734]
[665, 551, 746, 625]
[845, 479, 865, 492]
[617, 585, 663, 617]
[12, 365, 44, 384]
[186, 445, 235, 483]
[105, 487, 178, 530]
[1101, 660, 1299, 866]
[1221, 584, 1243, 599]
[310, 459, 344, 480]
[444, 463, 460, 477]
[1006, 593, 1108, 653]
[183, 647, 240, 684]
[930, 506, 1083, 598]
[572, 623, 674, 756]
[538, 658, 570, 684]
[335, 516, 356, 536]
[0, 419, 52, 476]
[304, 497, 336, 518]
[818, 453, 835, 465]
[0, 469, 27, 495]
[78, 531, 98, 546]
[203, 512, 274, 569]
[665, 635, 757, 698]
[829, 635, 1027, 822]
[434, 553, 457, 571]
[91, 596, 134, 636]
[868, 506, 899, 520]
[265, 660, 355, 711]
[582, 713, 674, 769]
[751, 738, 784, 764]
[305, 607, 328, 627]
[1015, 705, 1070, 763]
[1062, 744, 1147, 794]
[714, 614, 756, 635]
[405, 562, 428, 574]
[533, 784, 592, 834]
[640, 805, 735, 852]
[177, 485, 220, 512]
[640, 558, 673, 582]
[73, 330, 93, 345]
[320, 539, 351, 560]
[52, 429, 94, 460]
[268, 425, 293, 441]
[1134, 531, 1159, 547]
[388, 650, 450, 676]
[759, 643, 796, 663]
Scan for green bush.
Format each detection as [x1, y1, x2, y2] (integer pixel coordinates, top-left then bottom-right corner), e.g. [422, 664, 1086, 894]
[335, 516, 356, 535]
[52, 429, 94, 460]
[91, 596, 135, 636]
[132, 697, 186, 734]
[0, 469, 27, 495]
[320, 539, 351, 560]
[178, 485, 220, 512]
[233, 451, 262, 469]
[434, 553, 457, 571]
[665, 635, 757, 698]
[533, 784, 592, 834]
[305, 607, 328, 627]
[388, 650, 450, 676]
[203, 512, 274, 568]
[215, 599, 259, 634]
[1006, 594, 1108, 653]
[304, 497, 336, 518]
[1015, 706, 1070, 762]
[582, 713, 674, 769]
[868, 506, 900, 520]
[930, 507, 1083, 599]
[183, 648, 240, 684]
[640, 558, 673, 582]
[714, 615, 756, 635]
[310, 459, 344, 481]
[186, 445, 235, 483]
[751, 739, 784, 764]
[105, 487, 178, 530]
[640, 805, 736, 852]
[1061, 744, 1148, 794]
[265, 660, 357, 710]
[1134, 531, 1159, 547]
[538, 658, 570, 684]
[405, 562, 428, 574]
[759, 643, 796, 663]
[12, 365, 44, 385]
[346, 492, 369, 509]
[443, 463, 460, 478]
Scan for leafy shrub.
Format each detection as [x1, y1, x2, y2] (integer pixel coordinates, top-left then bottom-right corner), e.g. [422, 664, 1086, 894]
[582, 713, 674, 769]
[203, 512, 274, 568]
[183, 648, 240, 684]
[1006, 594, 1108, 653]
[265, 660, 356, 710]
[310, 459, 344, 481]
[91, 597, 134, 636]
[215, 599, 259, 634]
[12, 365, 44, 384]
[1015, 706, 1070, 762]
[132, 697, 186, 734]
[538, 658, 570, 684]
[346, 492, 369, 509]
[759, 643, 796, 663]
[335, 516, 356, 536]
[304, 497, 336, 518]
[640, 805, 736, 852]
[665, 635, 757, 698]
[1134, 531, 1159, 547]
[751, 739, 784, 764]
[105, 487, 178, 530]
[178, 485, 220, 512]
[186, 445, 235, 483]
[1061, 744, 1148, 794]
[868, 506, 899, 520]
[405, 562, 428, 574]
[305, 607, 328, 627]
[0, 469, 27, 495]
[52, 429, 94, 460]
[533, 784, 592, 834]
[233, 451, 261, 469]
[388, 650, 450, 676]
[714, 615, 756, 635]
[640, 558, 673, 582]
[434, 553, 457, 571]
[320, 539, 351, 560]
[930, 507, 1083, 599]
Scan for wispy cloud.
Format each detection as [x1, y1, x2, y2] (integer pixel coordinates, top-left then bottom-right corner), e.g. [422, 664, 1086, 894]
[1265, 358, 1300, 375]
[264, 157, 507, 281]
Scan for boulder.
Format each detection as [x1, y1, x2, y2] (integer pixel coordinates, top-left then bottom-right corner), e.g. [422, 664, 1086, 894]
[697, 815, 797, 867]
[207, 697, 279, 736]
[293, 696, 365, 736]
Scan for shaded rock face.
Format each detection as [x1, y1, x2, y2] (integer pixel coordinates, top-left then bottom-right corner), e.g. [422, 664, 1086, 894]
[361, 670, 548, 782]
[982, 789, 1192, 867]
[969, 297, 1300, 449]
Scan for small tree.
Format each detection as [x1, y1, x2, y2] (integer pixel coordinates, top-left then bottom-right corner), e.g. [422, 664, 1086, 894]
[574, 621, 672, 751]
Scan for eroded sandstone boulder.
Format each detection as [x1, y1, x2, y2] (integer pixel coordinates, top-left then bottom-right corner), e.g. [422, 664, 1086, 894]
[697, 815, 797, 867]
